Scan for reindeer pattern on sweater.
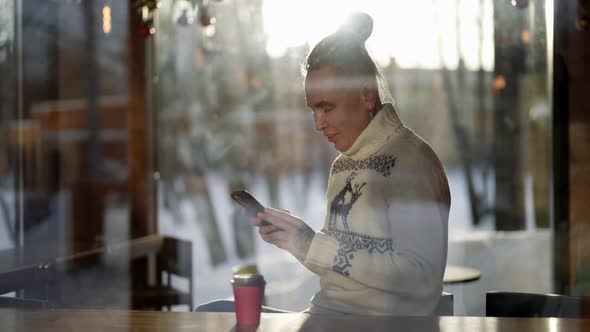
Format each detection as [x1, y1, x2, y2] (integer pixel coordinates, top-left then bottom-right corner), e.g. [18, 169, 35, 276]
[326, 155, 397, 276]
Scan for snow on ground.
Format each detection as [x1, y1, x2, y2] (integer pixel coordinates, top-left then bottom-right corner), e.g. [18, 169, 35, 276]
[158, 170, 325, 311]
[0, 166, 551, 314]
[156, 166, 552, 314]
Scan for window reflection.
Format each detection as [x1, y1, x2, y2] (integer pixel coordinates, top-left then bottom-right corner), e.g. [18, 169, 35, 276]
[0, 0, 562, 316]
[154, 0, 552, 315]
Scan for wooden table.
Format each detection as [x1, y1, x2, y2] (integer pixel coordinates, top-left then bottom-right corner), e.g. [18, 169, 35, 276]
[443, 265, 482, 284]
[2, 309, 590, 331]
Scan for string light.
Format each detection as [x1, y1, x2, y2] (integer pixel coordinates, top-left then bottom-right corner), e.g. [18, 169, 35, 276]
[102, 5, 112, 35]
[510, 0, 529, 9]
[493, 75, 507, 94]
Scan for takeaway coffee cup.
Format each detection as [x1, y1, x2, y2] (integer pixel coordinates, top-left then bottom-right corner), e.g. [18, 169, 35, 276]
[231, 273, 266, 326]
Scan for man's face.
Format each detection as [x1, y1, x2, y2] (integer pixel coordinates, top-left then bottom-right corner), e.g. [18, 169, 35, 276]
[305, 67, 372, 152]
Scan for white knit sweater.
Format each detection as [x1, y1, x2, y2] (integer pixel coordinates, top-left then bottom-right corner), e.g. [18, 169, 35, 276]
[303, 103, 450, 315]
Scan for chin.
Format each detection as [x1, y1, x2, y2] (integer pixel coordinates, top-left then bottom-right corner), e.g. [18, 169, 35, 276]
[333, 143, 348, 152]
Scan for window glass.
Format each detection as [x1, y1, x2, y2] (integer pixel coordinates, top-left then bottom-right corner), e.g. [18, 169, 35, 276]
[154, 0, 552, 315]
[0, 0, 553, 315]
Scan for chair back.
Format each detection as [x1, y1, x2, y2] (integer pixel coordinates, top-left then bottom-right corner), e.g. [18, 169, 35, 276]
[434, 292, 454, 316]
[486, 291, 590, 318]
[157, 237, 193, 286]
[132, 236, 193, 310]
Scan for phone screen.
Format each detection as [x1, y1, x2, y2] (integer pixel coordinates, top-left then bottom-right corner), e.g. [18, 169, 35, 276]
[231, 190, 270, 226]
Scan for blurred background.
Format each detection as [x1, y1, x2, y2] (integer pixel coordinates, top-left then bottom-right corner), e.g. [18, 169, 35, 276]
[0, 0, 588, 316]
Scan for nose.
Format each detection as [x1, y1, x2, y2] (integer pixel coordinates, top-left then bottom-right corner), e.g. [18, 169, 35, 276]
[314, 111, 327, 132]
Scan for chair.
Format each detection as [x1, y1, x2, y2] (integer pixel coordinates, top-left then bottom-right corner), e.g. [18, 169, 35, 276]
[132, 237, 193, 310]
[0, 262, 55, 309]
[434, 292, 454, 316]
[486, 291, 590, 318]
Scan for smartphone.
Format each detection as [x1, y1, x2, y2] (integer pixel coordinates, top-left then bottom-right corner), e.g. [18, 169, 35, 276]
[230, 190, 271, 226]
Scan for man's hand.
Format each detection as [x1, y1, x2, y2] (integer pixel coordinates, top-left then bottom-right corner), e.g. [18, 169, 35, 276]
[250, 208, 315, 260]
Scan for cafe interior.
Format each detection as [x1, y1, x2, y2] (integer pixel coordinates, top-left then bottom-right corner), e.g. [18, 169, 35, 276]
[0, 0, 589, 330]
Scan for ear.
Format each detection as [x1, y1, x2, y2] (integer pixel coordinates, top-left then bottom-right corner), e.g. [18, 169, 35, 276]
[361, 85, 379, 111]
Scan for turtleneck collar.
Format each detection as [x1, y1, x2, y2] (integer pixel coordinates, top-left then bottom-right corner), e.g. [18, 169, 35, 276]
[341, 103, 404, 160]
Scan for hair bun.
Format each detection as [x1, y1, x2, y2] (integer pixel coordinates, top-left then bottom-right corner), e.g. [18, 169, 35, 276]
[337, 12, 373, 44]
